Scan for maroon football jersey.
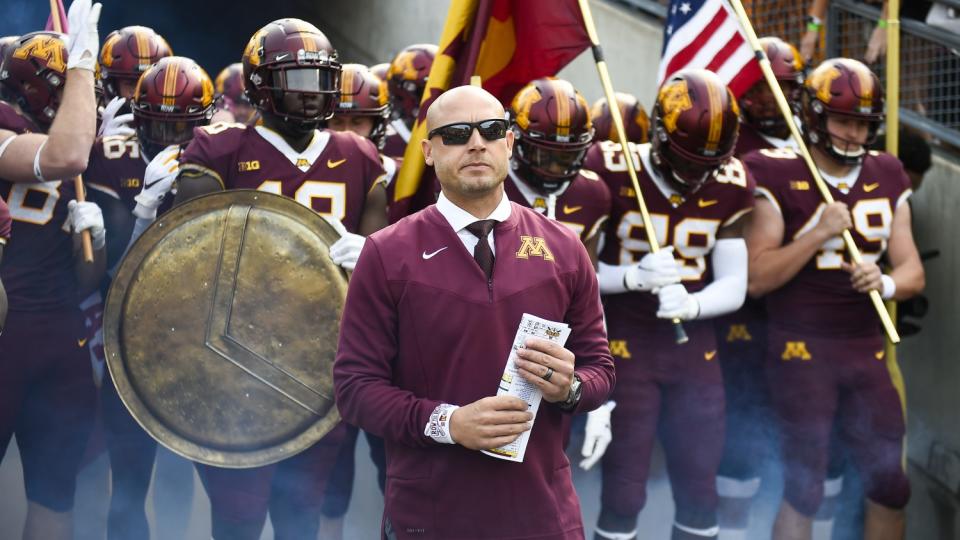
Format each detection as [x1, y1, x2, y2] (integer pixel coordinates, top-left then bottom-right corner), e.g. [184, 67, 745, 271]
[0, 196, 10, 243]
[736, 122, 774, 158]
[504, 169, 611, 243]
[584, 140, 755, 328]
[180, 123, 384, 234]
[744, 148, 911, 337]
[0, 107, 81, 312]
[84, 134, 147, 211]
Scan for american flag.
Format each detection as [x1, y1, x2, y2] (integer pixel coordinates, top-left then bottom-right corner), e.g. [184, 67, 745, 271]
[658, 0, 761, 97]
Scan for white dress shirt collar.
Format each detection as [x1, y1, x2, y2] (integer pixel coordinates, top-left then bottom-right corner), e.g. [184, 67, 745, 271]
[436, 188, 512, 234]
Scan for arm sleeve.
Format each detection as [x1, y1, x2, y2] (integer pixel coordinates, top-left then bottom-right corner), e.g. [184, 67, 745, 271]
[564, 238, 616, 413]
[333, 237, 443, 448]
[597, 261, 631, 294]
[693, 238, 748, 319]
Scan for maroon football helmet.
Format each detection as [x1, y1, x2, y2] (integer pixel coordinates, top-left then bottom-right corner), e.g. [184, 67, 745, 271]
[509, 78, 594, 193]
[327, 63, 390, 148]
[132, 56, 214, 159]
[0, 32, 69, 130]
[369, 62, 390, 83]
[215, 62, 257, 124]
[0, 35, 20, 102]
[242, 18, 341, 131]
[651, 69, 740, 192]
[802, 57, 883, 166]
[99, 26, 173, 101]
[590, 92, 650, 144]
[739, 36, 804, 138]
[386, 43, 436, 125]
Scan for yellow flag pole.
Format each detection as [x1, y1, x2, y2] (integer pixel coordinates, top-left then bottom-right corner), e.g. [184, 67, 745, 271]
[727, 0, 900, 343]
[576, 0, 688, 344]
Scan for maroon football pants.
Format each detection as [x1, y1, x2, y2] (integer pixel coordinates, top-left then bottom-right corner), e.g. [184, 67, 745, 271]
[0, 308, 96, 512]
[766, 326, 910, 516]
[195, 421, 347, 540]
[600, 321, 725, 532]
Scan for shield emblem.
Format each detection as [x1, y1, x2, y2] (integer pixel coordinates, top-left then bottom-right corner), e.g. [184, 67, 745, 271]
[104, 190, 346, 468]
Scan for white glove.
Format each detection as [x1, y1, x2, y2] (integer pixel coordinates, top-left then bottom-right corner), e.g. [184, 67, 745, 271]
[329, 230, 365, 271]
[133, 146, 180, 219]
[98, 97, 134, 137]
[624, 247, 681, 292]
[68, 200, 105, 249]
[656, 283, 700, 321]
[580, 401, 616, 470]
[65, 0, 102, 72]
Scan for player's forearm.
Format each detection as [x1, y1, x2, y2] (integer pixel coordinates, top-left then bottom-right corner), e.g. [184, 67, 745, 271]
[42, 68, 97, 178]
[889, 257, 925, 301]
[358, 183, 388, 236]
[748, 228, 831, 297]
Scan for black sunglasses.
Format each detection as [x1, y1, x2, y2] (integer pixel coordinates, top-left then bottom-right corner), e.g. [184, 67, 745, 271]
[427, 119, 509, 145]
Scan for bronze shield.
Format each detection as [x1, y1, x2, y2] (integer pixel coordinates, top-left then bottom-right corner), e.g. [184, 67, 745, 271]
[104, 190, 346, 468]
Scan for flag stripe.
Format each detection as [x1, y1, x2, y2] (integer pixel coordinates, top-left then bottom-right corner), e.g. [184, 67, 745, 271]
[664, 7, 727, 78]
[705, 32, 744, 73]
[659, 0, 762, 99]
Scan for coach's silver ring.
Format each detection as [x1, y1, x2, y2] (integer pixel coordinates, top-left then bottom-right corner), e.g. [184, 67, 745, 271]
[542, 367, 555, 382]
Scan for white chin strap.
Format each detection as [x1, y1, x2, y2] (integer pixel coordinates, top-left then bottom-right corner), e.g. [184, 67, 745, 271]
[832, 143, 865, 159]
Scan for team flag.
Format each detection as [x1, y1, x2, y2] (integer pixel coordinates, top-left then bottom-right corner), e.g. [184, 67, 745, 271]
[391, 0, 592, 216]
[658, 0, 761, 97]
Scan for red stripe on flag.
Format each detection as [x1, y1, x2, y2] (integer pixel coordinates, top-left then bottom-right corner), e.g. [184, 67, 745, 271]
[664, 5, 727, 76]
[727, 61, 763, 97]
[705, 33, 743, 73]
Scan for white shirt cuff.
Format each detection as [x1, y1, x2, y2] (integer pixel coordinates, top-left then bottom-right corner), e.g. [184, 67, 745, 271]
[424, 403, 459, 444]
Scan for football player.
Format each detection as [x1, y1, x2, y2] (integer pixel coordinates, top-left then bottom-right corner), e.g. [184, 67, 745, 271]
[381, 43, 436, 159]
[590, 92, 650, 144]
[744, 58, 924, 540]
[174, 19, 388, 540]
[0, 1, 101, 183]
[96, 25, 172, 138]
[505, 78, 610, 265]
[83, 55, 214, 540]
[212, 62, 258, 125]
[0, 8, 109, 539]
[714, 36, 807, 540]
[584, 69, 754, 540]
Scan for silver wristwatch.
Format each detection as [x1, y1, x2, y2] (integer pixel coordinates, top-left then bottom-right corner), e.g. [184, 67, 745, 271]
[559, 374, 583, 410]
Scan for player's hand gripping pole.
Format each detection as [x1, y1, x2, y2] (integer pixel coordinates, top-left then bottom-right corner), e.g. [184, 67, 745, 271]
[576, 0, 688, 345]
[49, 0, 94, 263]
[727, 0, 899, 344]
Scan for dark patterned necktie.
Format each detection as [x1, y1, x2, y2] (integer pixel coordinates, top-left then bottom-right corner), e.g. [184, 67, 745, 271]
[465, 219, 497, 279]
